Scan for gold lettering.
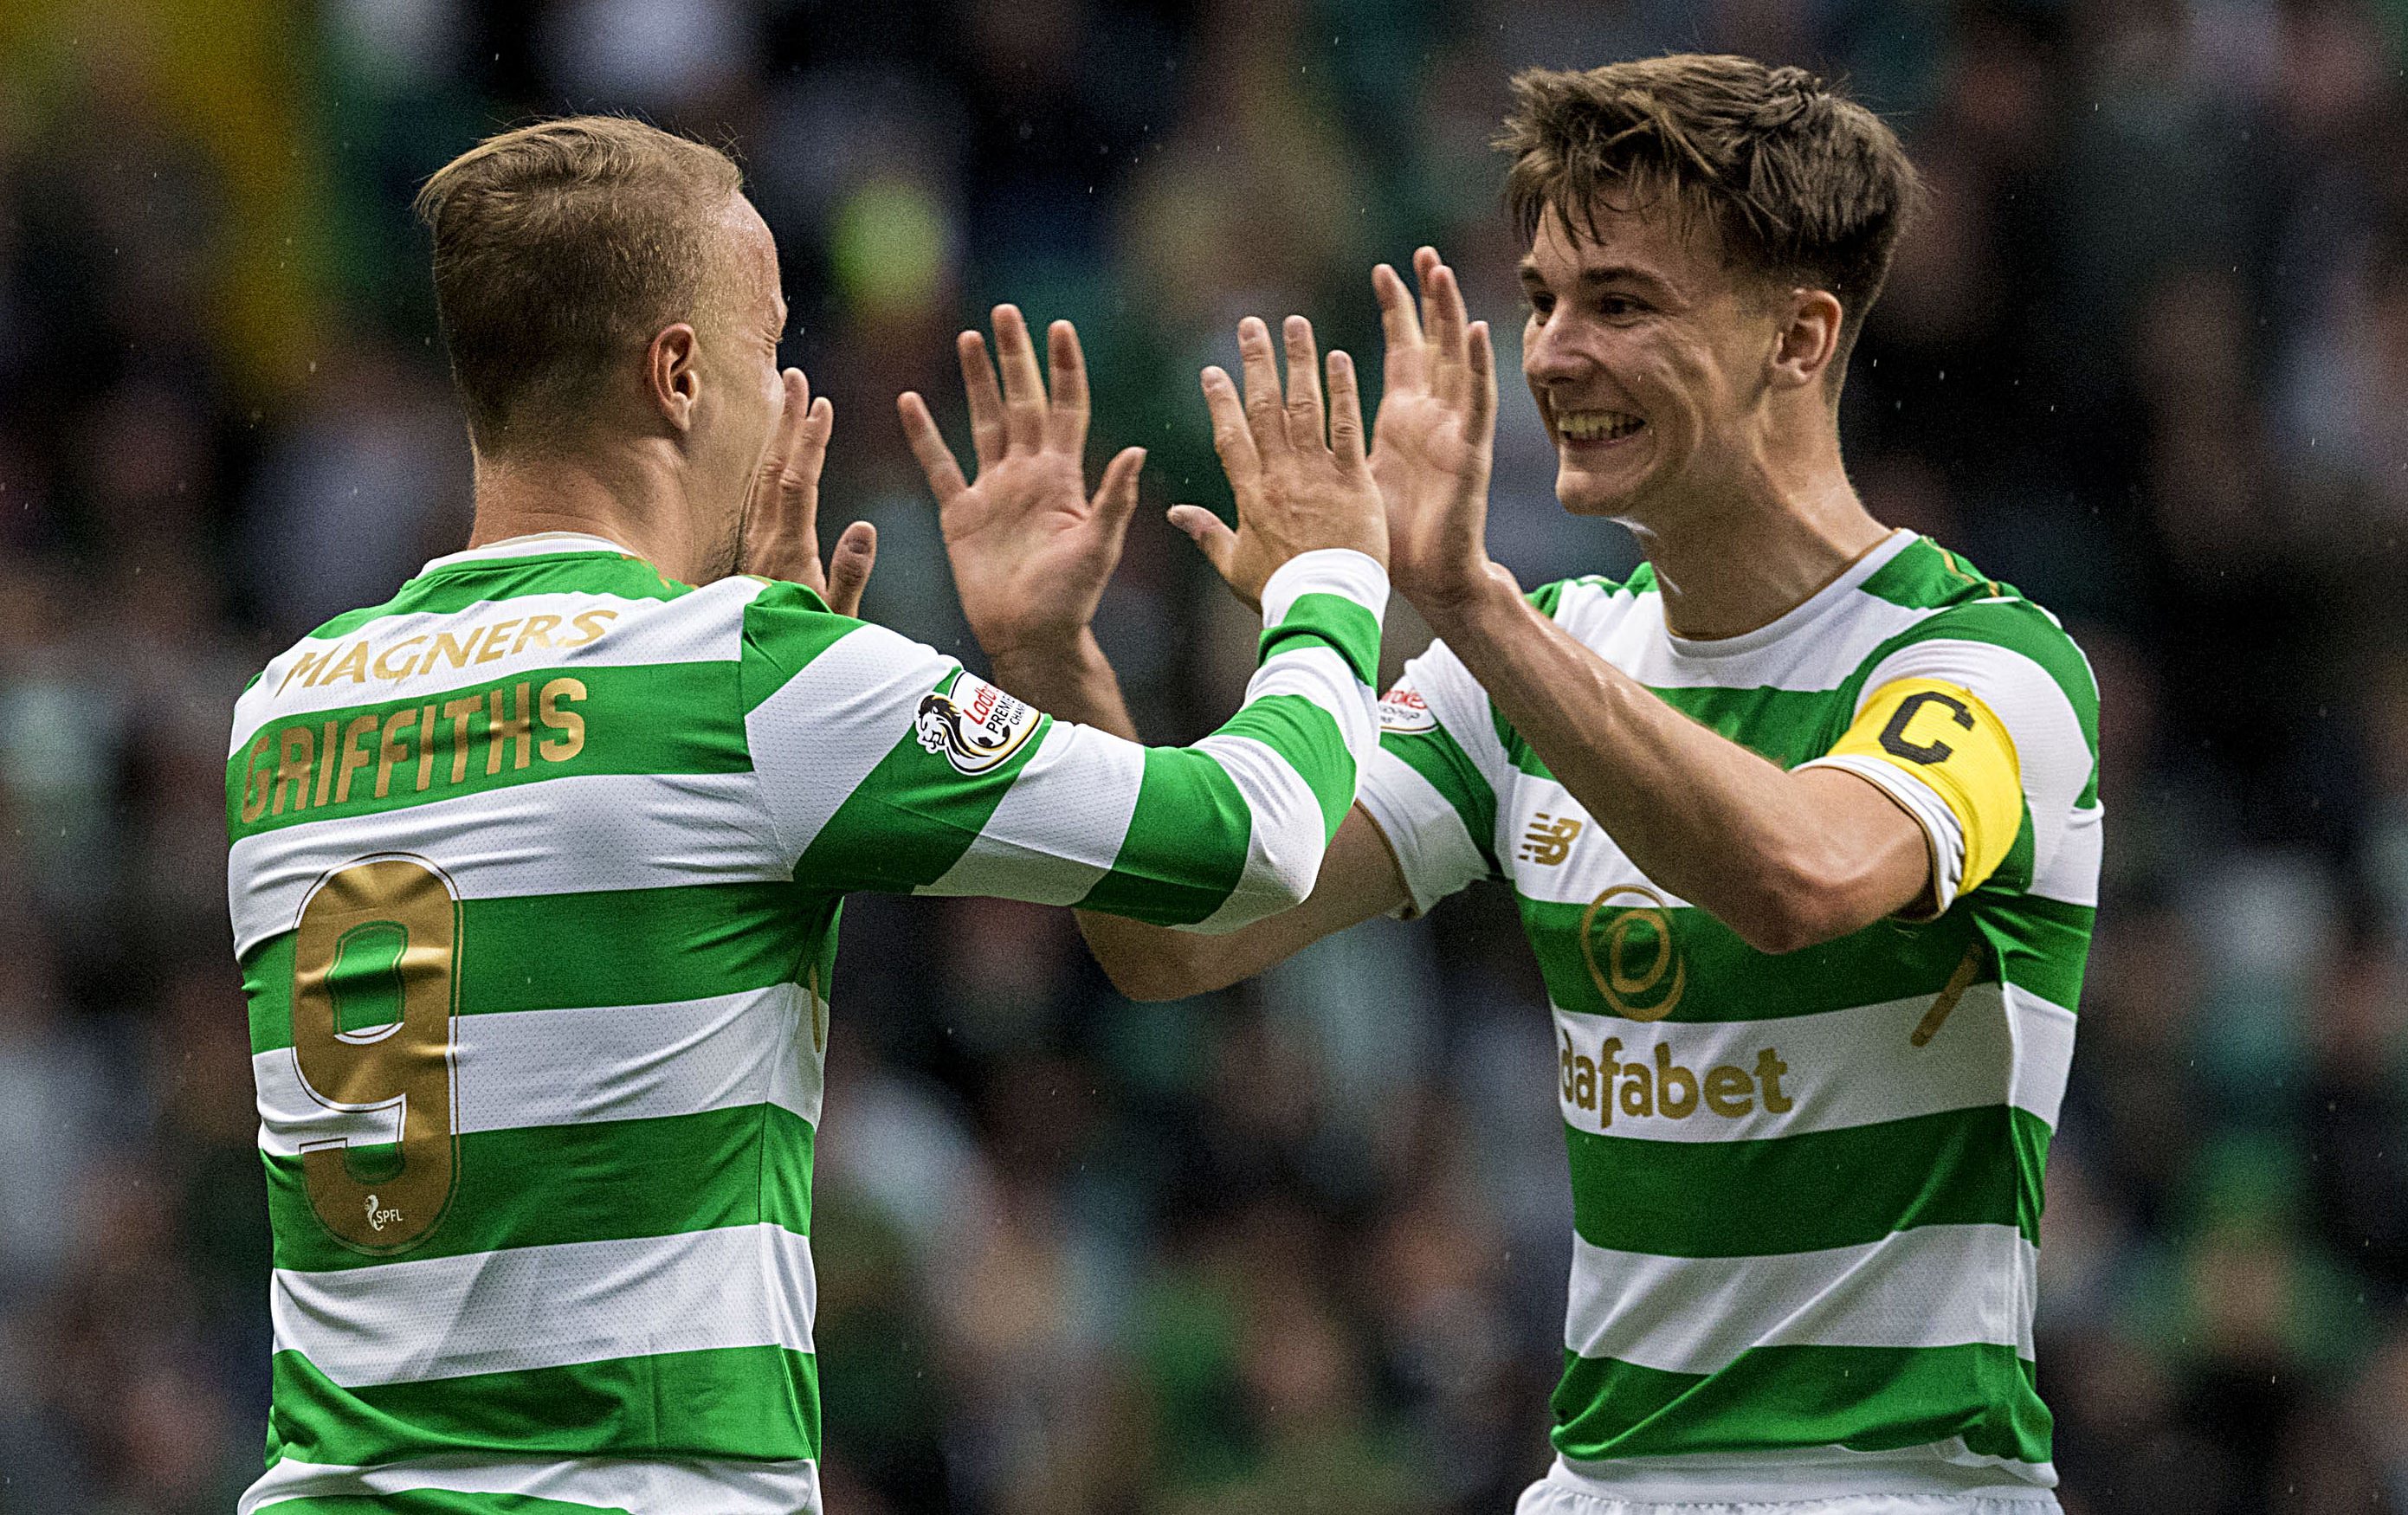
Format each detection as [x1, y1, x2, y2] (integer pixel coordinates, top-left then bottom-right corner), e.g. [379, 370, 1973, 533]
[442, 696, 482, 783]
[474, 619, 521, 665]
[1619, 1060, 1653, 1119]
[334, 714, 380, 803]
[1654, 1043, 1698, 1119]
[278, 648, 327, 693]
[415, 704, 438, 790]
[272, 726, 314, 816]
[238, 736, 274, 822]
[371, 635, 429, 680]
[539, 677, 586, 762]
[420, 632, 475, 678]
[375, 709, 418, 799]
[513, 615, 561, 654]
[1573, 1054, 1597, 1112]
[1703, 1064, 1754, 1118]
[322, 641, 371, 686]
[1754, 1049, 1792, 1114]
[313, 721, 340, 806]
[487, 683, 533, 774]
[1596, 1039, 1620, 1129]
[564, 609, 617, 648]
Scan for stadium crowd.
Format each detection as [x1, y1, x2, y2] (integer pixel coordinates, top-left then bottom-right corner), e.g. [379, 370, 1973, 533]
[3, 0, 2407, 1510]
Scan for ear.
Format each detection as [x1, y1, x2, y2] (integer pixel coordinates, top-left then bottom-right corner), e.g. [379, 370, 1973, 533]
[646, 323, 701, 432]
[1769, 289, 1845, 392]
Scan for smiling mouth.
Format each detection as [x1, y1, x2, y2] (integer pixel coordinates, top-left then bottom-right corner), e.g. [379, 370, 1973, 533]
[1555, 409, 1646, 444]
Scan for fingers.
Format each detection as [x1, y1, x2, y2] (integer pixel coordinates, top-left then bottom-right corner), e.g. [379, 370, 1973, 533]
[757, 369, 807, 494]
[1235, 317, 1291, 464]
[1415, 245, 1443, 349]
[957, 330, 1006, 470]
[1166, 504, 1249, 604]
[1325, 349, 1367, 470]
[826, 521, 877, 617]
[991, 305, 1048, 453]
[1465, 319, 1498, 447]
[1199, 364, 1262, 489]
[1424, 256, 1471, 408]
[1374, 261, 1427, 396]
[896, 390, 969, 505]
[1093, 445, 1146, 538]
[1281, 315, 1326, 453]
[1046, 319, 1090, 455]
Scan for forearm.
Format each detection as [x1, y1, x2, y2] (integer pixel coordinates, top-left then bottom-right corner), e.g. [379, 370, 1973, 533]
[986, 629, 1139, 741]
[1424, 577, 1914, 951]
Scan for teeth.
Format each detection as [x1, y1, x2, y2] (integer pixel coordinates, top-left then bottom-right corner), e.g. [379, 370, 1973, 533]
[1557, 410, 1643, 442]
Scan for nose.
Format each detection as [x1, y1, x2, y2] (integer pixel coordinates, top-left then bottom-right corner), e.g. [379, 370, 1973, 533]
[1523, 311, 1587, 388]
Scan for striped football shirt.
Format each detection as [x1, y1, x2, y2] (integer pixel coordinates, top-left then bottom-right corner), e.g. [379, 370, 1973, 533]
[225, 532, 1387, 1514]
[1356, 531, 2098, 1498]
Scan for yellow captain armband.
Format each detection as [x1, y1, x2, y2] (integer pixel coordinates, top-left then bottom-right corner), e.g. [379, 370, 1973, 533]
[1827, 678, 2024, 896]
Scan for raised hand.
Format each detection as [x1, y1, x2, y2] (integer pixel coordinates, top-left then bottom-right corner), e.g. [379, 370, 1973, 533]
[739, 368, 878, 615]
[1168, 315, 1386, 610]
[1369, 247, 1502, 612]
[899, 306, 1146, 661]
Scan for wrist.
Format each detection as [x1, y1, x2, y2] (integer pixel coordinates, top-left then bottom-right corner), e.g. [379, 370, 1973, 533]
[984, 623, 1105, 687]
[1414, 559, 1520, 640]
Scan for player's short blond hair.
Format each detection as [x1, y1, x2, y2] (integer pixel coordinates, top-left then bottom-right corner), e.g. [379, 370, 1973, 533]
[1500, 55, 1922, 377]
[413, 116, 745, 456]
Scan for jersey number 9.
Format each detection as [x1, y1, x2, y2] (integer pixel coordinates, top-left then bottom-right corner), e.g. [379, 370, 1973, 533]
[290, 856, 462, 1254]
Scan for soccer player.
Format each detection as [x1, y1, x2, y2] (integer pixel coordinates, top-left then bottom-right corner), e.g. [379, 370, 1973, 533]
[914, 56, 2098, 1514]
[226, 116, 1391, 1513]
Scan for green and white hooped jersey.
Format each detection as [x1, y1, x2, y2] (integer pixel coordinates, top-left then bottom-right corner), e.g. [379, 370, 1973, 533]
[1356, 532, 2098, 1497]
[224, 532, 1386, 1514]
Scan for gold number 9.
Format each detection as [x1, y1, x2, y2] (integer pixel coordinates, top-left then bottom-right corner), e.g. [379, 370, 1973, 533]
[290, 856, 462, 1254]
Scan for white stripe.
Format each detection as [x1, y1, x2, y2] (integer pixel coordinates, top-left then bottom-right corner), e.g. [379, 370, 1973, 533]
[1259, 546, 1390, 629]
[1496, 777, 1692, 909]
[253, 983, 821, 1155]
[228, 771, 787, 957]
[272, 1222, 816, 1388]
[1566, 1223, 2037, 1374]
[2035, 802, 2101, 906]
[418, 531, 634, 570]
[920, 719, 1145, 904]
[1545, 1447, 2056, 1502]
[1550, 532, 1933, 693]
[1553, 980, 2076, 1143]
[1356, 749, 1488, 916]
[232, 577, 765, 751]
[1185, 732, 1327, 933]
[745, 621, 954, 864]
[242, 1453, 818, 1515]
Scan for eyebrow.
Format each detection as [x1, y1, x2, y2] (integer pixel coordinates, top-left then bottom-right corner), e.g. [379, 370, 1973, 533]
[1518, 261, 1675, 299]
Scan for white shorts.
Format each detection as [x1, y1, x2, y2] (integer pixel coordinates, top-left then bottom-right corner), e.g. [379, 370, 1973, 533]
[1515, 1455, 2063, 1515]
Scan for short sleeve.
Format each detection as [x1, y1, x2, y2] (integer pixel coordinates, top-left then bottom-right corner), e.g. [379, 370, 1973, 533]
[1355, 637, 1515, 916]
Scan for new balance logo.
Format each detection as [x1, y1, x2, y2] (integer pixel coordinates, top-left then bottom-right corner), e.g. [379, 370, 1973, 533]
[1519, 812, 1584, 867]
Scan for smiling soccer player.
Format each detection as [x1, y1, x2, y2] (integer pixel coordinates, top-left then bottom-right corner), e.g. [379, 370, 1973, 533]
[926, 55, 2099, 1515]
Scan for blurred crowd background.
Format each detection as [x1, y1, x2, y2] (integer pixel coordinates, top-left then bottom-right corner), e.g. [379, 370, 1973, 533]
[2, 0, 2406, 1511]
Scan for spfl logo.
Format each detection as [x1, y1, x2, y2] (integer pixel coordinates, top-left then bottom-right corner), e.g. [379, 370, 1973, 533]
[363, 1193, 404, 1233]
[914, 673, 1039, 776]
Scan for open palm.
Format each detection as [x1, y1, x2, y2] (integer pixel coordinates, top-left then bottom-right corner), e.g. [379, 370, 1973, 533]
[1369, 248, 1501, 610]
[900, 307, 1144, 658]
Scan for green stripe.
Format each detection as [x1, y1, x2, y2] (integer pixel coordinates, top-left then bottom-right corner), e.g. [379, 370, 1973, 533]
[268, 1344, 818, 1469]
[228, 661, 747, 838]
[794, 675, 1049, 893]
[244, 883, 821, 1055]
[1215, 693, 1353, 837]
[1859, 601, 2099, 753]
[264, 1105, 814, 1273]
[1566, 1106, 2050, 1256]
[309, 555, 692, 640]
[1076, 745, 1252, 925]
[1378, 725, 1500, 875]
[737, 581, 860, 714]
[257, 1494, 624, 1515]
[1553, 1342, 2050, 1466]
[1262, 590, 1380, 687]
[1521, 896, 1985, 1024]
[1983, 894, 2094, 1010]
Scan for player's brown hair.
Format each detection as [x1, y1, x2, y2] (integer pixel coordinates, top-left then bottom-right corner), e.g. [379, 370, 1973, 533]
[1499, 55, 1922, 374]
[413, 116, 745, 455]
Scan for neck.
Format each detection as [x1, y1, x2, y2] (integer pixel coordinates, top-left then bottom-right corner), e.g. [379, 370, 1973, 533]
[1622, 415, 1888, 640]
[466, 442, 715, 583]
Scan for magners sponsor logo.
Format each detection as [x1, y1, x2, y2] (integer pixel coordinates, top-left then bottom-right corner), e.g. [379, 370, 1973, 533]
[1578, 885, 1685, 1022]
[1560, 1033, 1794, 1126]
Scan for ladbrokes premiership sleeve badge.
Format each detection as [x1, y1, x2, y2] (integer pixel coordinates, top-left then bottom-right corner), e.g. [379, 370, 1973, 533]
[914, 672, 1040, 776]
